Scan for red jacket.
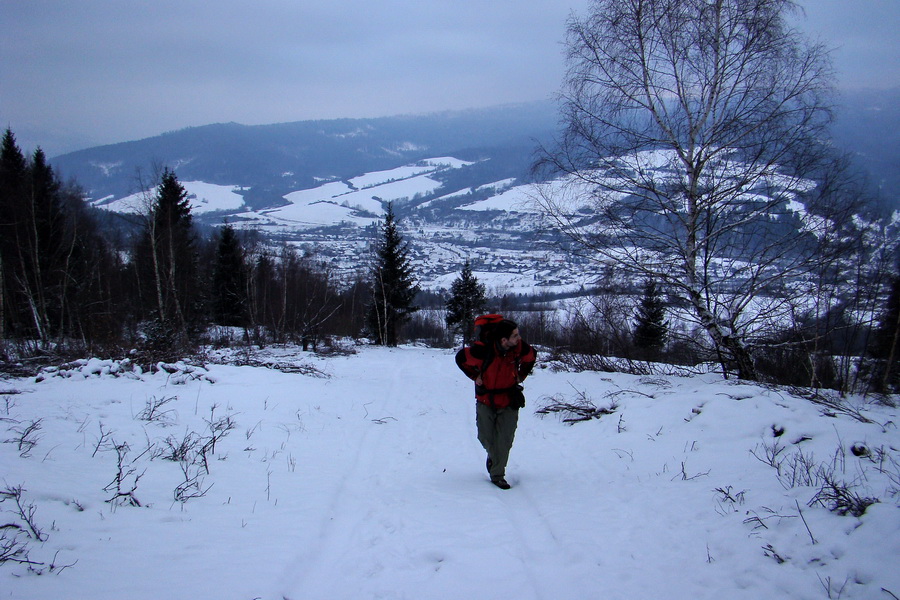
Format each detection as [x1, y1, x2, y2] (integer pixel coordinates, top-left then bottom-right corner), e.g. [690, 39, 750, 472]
[455, 339, 536, 409]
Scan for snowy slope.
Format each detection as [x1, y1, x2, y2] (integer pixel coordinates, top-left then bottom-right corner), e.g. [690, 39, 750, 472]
[457, 183, 539, 212]
[88, 158, 478, 224]
[92, 181, 246, 215]
[2, 346, 898, 599]
[215, 158, 486, 233]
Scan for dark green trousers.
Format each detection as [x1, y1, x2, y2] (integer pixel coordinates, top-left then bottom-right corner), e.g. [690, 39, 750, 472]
[476, 402, 519, 480]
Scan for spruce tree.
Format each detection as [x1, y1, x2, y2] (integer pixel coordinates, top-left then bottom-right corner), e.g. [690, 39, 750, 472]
[445, 260, 487, 344]
[0, 135, 72, 341]
[249, 251, 277, 337]
[366, 203, 419, 346]
[212, 223, 247, 327]
[633, 278, 668, 351]
[0, 130, 29, 338]
[1, 130, 122, 345]
[26, 149, 66, 338]
[135, 169, 200, 346]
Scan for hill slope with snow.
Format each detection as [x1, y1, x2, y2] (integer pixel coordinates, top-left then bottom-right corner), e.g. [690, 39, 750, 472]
[2, 346, 898, 599]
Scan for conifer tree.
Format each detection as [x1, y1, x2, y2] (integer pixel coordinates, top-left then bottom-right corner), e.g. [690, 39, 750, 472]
[633, 278, 668, 351]
[1, 129, 123, 346]
[0, 133, 73, 341]
[0, 129, 29, 338]
[366, 202, 419, 346]
[212, 223, 247, 327]
[135, 169, 200, 346]
[244, 251, 277, 341]
[24, 148, 65, 339]
[445, 260, 487, 344]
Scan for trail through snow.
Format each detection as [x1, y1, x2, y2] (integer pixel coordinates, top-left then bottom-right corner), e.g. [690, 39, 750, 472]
[2, 346, 898, 599]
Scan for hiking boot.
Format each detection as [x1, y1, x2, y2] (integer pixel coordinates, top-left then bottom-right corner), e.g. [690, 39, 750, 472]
[491, 477, 511, 490]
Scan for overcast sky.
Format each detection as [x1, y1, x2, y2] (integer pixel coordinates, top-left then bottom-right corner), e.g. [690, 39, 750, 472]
[2, 0, 898, 156]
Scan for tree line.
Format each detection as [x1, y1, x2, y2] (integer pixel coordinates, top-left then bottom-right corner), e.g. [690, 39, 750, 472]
[0, 124, 673, 365]
[0, 129, 391, 362]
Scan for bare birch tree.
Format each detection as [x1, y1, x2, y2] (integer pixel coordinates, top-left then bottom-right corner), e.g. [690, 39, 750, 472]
[536, 0, 841, 380]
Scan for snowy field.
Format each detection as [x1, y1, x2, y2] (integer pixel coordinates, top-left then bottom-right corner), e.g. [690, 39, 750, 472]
[2, 345, 898, 600]
[93, 181, 246, 216]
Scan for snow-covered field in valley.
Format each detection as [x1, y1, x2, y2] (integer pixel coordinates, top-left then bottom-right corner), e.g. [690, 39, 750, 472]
[2, 345, 898, 599]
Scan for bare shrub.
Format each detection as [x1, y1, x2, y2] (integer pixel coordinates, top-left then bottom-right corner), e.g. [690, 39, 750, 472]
[753, 438, 887, 517]
[203, 404, 236, 458]
[5, 419, 43, 458]
[714, 486, 746, 506]
[1, 393, 21, 417]
[787, 387, 874, 423]
[102, 441, 146, 507]
[810, 471, 879, 517]
[751, 439, 788, 471]
[157, 408, 235, 503]
[157, 430, 213, 503]
[136, 395, 177, 423]
[173, 461, 213, 503]
[547, 348, 623, 374]
[763, 543, 787, 564]
[1, 485, 46, 541]
[0, 484, 65, 572]
[778, 449, 824, 490]
[159, 430, 202, 462]
[0, 528, 31, 566]
[91, 422, 114, 457]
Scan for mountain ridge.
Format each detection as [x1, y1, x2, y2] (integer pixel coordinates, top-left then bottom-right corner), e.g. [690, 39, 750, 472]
[51, 102, 560, 205]
[49, 91, 900, 215]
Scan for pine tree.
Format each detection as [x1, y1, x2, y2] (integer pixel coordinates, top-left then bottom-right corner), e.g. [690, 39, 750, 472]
[633, 278, 668, 351]
[445, 260, 487, 343]
[212, 223, 247, 327]
[366, 203, 419, 346]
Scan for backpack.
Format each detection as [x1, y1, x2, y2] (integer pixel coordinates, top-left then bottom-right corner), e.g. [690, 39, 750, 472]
[469, 313, 526, 409]
[473, 313, 504, 344]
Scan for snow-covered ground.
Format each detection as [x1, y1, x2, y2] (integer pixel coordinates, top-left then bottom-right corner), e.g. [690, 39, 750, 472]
[2, 345, 898, 599]
[92, 181, 246, 216]
[457, 184, 539, 212]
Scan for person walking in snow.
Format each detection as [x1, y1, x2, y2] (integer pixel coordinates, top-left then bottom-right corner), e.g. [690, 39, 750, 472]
[455, 317, 536, 489]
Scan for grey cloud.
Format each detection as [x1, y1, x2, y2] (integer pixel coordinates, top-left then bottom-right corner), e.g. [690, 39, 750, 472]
[2, 0, 897, 156]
